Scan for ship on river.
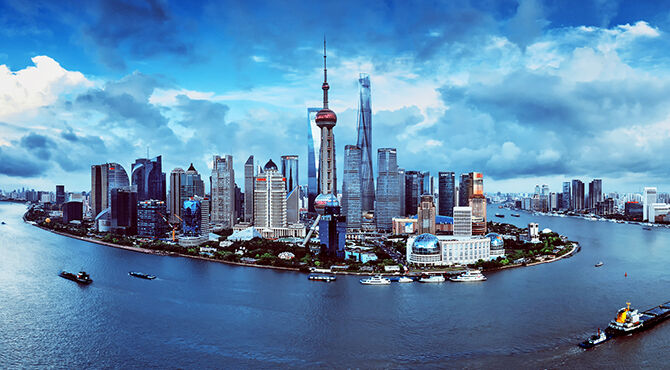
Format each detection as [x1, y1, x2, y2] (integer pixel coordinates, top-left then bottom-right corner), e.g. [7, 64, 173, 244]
[605, 301, 670, 336]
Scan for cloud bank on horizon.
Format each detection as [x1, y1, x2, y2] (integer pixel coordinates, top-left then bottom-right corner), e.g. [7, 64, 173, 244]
[1, 0, 670, 193]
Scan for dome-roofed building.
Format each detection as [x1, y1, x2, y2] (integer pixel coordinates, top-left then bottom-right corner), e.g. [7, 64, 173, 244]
[264, 159, 278, 172]
[407, 233, 442, 265]
[486, 232, 505, 258]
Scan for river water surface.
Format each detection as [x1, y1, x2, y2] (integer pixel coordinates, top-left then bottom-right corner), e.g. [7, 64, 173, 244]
[1, 202, 669, 368]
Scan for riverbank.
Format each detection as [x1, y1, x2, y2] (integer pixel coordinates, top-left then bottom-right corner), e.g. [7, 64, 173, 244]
[26, 216, 579, 277]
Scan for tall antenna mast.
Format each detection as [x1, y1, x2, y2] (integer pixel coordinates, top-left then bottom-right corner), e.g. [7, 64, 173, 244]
[322, 35, 329, 109]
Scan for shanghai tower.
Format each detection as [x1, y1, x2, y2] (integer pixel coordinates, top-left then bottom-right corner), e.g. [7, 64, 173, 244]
[357, 73, 374, 212]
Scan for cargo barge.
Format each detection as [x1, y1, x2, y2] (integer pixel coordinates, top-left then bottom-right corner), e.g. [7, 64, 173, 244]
[579, 301, 670, 348]
[606, 301, 670, 336]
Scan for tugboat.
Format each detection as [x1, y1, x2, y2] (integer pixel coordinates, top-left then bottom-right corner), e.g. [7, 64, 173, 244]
[418, 274, 446, 283]
[308, 274, 337, 282]
[579, 328, 610, 349]
[360, 275, 391, 285]
[59, 270, 93, 285]
[449, 270, 487, 282]
[128, 271, 156, 280]
[495, 213, 504, 218]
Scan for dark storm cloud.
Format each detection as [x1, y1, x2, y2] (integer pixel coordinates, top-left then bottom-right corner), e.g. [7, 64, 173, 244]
[79, 0, 197, 69]
[0, 147, 45, 177]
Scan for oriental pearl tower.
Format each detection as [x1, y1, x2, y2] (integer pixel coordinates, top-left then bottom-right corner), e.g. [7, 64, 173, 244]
[314, 38, 339, 215]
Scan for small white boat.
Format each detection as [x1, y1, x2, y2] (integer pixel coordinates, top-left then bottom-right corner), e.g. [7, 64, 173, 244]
[449, 270, 487, 282]
[419, 274, 446, 283]
[360, 275, 391, 285]
[397, 276, 414, 283]
[595, 262, 604, 267]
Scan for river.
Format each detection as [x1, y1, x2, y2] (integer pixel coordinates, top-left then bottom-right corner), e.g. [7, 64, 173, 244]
[1, 202, 669, 368]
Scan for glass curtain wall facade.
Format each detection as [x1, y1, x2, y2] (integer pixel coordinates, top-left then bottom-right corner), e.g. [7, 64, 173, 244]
[211, 155, 235, 228]
[438, 172, 455, 217]
[398, 168, 406, 217]
[376, 148, 400, 230]
[571, 180, 585, 210]
[342, 145, 362, 229]
[307, 108, 321, 212]
[280, 155, 299, 193]
[356, 73, 375, 212]
[244, 156, 254, 223]
[169, 168, 184, 223]
[562, 181, 571, 210]
[404, 171, 423, 216]
[131, 156, 166, 202]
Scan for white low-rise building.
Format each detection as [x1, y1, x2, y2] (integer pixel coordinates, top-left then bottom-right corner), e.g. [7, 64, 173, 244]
[406, 233, 491, 266]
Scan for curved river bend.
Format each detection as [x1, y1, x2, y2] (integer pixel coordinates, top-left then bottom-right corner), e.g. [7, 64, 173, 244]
[1, 202, 669, 368]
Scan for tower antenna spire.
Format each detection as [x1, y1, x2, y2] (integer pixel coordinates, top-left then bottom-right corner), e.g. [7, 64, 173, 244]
[322, 35, 329, 109]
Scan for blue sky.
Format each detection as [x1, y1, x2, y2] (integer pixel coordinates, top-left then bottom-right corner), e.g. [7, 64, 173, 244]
[2, 0, 670, 194]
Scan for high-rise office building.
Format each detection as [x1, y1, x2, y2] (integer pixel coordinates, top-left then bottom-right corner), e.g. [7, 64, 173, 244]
[211, 155, 235, 228]
[316, 42, 337, 197]
[588, 179, 602, 211]
[280, 155, 299, 193]
[422, 172, 432, 195]
[356, 73, 375, 212]
[168, 168, 184, 223]
[55, 185, 65, 205]
[405, 171, 423, 216]
[470, 194, 487, 235]
[643, 187, 657, 221]
[438, 172, 455, 217]
[137, 199, 167, 238]
[562, 181, 571, 210]
[131, 155, 166, 202]
[453, 206, 473, 237]
[342, 145, 362, 229]
[195, 195, 210, 237]
[417, 194, 436, 234]
[376, 148, 400, 230]
[91, 163, 130, 220]
[458, 173, 471, 207]
[571, 180, 585, 211]
[110, 187, 137, 235]
[244, 156, 255, 223]
[181, 198, 202, 237]
[254, 160, 287, 228]
[62, 201, 83, 223]
[398, 168, 406, 217]
[306, 108, 320, 213]
[541, 184, 549, 196]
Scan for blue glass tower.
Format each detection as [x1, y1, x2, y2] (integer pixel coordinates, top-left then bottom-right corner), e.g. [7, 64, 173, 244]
[357, 73, 375, 212]
[307, 107, 320, 212]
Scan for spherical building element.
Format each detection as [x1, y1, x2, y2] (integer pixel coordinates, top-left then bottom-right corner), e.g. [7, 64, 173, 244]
[542, 228, 553, 234]
[486, 233, 504, 250]
[412, 233, 441, 255]
[314, 193, 339, 215]
[315, 108, 337, 127]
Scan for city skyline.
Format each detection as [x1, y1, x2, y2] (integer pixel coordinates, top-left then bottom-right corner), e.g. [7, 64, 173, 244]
[2, 1, 670, 193]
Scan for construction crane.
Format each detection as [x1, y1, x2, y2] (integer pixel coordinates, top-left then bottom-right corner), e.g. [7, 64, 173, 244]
[158, 212, 183, 242]
[301, 214, 321, 251]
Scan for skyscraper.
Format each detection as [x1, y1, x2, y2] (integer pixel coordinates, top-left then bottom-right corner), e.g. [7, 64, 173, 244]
[55, 185, 65, 205]
[571, 180, 585, 211]
[282, 154, 300, 225]
[316, 40, 337, 196]
[376, 148, 400, 230]
[280, 155, 299, 193]
[397, 168, 406, 217]
[562, 181, 571, 210]
[342, 145, 362, 229]
[404, 171, 423, 216]
[171, 164, 205, 222]
[254, 160, 287, 228]
[458, 173, 471, 207]
[137, 199, 167, 239]
[131, 155, 166, 201]
[110, 187, 137, 235]
[211, 155, 235, 228]
[91, 163, 129, 219]
[244, 156, 255, 223]
[356, 73, 375, 212]
[306, 108, 320, 213]
[168, 168, 184, 223]
[422, 172, 432, 195]
[417, 194, 436, 234]
[438, 172, 455, 217]
[588, 179, 602, 211]
[643, 187, 658, 221]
